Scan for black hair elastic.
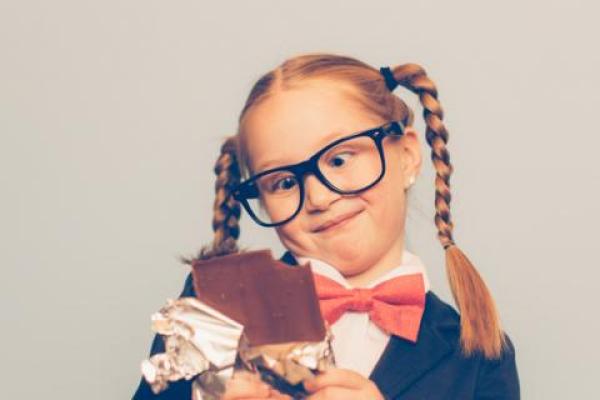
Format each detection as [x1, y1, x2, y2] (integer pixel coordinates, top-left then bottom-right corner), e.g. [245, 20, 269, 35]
[379, 66, 399, 91]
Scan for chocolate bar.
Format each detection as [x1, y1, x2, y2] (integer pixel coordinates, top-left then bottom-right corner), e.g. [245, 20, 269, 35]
[191, 249, 326, 346]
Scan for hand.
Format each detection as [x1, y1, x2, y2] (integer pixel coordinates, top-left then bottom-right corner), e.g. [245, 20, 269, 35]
[302, 368, 385, 400]
[221, 370, 292, 400]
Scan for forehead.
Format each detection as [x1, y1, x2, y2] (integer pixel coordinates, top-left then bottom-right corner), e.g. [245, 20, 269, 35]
[241, 79, 382, 174]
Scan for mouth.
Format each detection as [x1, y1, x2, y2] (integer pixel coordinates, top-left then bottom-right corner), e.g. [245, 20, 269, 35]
[313, 209, 364, 233]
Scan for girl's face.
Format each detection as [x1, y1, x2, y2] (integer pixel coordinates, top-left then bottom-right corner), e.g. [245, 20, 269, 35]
[240, 79, 422, 280]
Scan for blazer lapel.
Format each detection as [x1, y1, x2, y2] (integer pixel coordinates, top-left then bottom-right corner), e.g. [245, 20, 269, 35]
[368, 292, 455, 398]
[279, 250, 299, 266]
[279, 251, 457, 399]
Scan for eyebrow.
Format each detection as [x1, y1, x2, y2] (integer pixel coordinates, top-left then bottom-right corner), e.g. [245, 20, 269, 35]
[254, 128, 351, 174]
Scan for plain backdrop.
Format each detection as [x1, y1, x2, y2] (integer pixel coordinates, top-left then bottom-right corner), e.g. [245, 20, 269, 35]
[1, 1, 598, 398]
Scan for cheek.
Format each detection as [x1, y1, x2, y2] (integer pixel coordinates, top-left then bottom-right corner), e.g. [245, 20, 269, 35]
[278, 222, 298, 240]
[273, 216, 309, 250]
[361, 166, 407, 229]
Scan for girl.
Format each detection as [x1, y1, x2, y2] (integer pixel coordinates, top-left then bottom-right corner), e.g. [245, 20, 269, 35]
[133, 54, 520, 400]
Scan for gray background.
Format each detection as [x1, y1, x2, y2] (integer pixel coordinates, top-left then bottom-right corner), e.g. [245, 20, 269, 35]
[1, 1, 598, 398]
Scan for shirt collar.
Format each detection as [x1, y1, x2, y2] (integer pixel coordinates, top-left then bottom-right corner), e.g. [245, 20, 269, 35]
[293, 249, 431, 291]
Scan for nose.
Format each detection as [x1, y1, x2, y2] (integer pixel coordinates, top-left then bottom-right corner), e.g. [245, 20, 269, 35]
[303, 174, 340, 212]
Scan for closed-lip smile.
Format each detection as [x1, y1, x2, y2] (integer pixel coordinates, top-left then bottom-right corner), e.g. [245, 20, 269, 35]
[313, 209, 363, 233]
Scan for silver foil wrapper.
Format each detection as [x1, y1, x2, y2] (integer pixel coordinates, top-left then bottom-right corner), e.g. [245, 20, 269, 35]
[140, 297, 335, 399]
[140, 297, 243, 396]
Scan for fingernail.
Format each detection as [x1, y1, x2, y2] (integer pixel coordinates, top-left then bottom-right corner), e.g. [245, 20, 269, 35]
[303, 379, 314, 391]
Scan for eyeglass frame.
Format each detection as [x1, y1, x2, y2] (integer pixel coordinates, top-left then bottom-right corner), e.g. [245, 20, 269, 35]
[230, 120, 406, 227]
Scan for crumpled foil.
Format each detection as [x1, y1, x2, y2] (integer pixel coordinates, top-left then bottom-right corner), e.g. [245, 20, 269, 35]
[140, 296, 335, 400]
[140, 297, 243, 397]
[238, 332, 335, 398]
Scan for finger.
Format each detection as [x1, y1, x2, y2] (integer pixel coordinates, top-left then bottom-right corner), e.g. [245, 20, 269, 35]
[268, 389, 293, 400]
[305, 386, 356, 400]
[232, 370, 262, 382]
[303, 368, 365, 392]
[221, 376, 271, 399]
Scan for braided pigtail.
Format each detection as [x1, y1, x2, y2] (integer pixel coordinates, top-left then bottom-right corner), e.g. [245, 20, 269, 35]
[180, 136, 242, 264]
[389, 64, 507, 359]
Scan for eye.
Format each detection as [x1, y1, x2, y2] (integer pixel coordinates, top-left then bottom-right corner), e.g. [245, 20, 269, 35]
[270, 175, 298, 193]
[328, 152, 353, 167]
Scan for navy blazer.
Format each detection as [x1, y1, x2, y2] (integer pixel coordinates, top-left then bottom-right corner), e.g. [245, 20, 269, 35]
[133, 251, 520, 399]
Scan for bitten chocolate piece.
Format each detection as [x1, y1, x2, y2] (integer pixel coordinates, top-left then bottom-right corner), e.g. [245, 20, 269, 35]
[191, 249, 326, 346]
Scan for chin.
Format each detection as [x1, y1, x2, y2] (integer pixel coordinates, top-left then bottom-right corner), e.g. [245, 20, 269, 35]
[324, 242, 372, 265]
[334, 263, 370, 278]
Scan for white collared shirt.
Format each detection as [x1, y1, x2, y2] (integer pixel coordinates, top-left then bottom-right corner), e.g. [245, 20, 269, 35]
[293, 249, 431, 378]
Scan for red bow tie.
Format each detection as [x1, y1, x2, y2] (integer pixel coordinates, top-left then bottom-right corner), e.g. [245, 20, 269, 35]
[312, 273, 426, 342]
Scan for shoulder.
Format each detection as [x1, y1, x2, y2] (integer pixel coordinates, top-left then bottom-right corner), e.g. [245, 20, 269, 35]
[423, 290, 462, 335]
[424, 290, 518, 356]
[180, 272, 196, 297]
[425, 291, 521, 399]
[474, 330, 520, 399]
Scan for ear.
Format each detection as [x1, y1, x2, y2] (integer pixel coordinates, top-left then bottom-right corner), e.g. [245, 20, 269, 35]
[400, 126, 422, 183]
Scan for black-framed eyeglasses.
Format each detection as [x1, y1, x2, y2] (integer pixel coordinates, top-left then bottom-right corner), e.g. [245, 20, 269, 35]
[231, 120, 405, 227]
